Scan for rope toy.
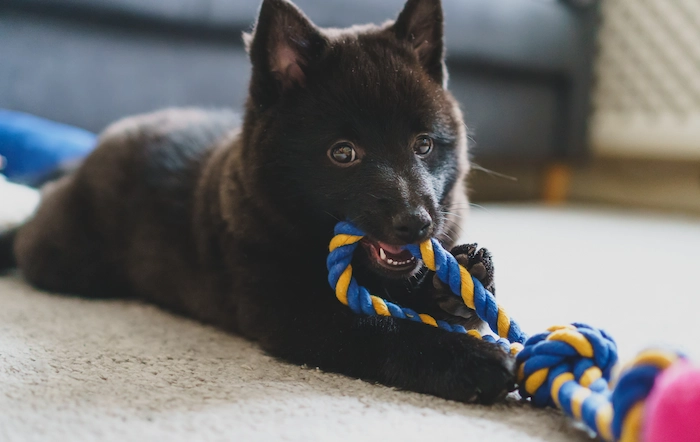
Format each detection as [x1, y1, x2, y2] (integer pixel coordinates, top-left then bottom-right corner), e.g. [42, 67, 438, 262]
[326, 221, 699, 442]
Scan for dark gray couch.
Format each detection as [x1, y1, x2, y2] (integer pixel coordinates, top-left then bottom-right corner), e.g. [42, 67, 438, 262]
[1, 0, 599, 162]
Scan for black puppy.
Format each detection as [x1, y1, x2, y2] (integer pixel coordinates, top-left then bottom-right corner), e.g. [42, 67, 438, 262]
[0, 0, 514, 403]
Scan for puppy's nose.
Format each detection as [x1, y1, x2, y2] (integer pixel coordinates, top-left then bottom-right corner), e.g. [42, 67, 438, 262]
[392, 208, 432, 244]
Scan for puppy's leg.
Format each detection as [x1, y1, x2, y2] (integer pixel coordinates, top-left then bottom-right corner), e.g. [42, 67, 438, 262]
[248, 290, 515, 404]
[14, 176, 128, 297]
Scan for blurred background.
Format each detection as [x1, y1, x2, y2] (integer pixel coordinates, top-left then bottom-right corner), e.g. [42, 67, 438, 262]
[1, 0, 699, 215]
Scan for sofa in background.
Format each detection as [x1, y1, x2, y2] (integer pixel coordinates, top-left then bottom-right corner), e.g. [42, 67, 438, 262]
[1, 0, 599, 190]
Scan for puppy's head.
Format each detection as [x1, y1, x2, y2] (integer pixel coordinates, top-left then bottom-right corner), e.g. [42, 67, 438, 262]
[242, 0, 469, 278]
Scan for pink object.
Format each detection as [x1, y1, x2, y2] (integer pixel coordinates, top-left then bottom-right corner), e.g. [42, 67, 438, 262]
[644, 360, 700, 442]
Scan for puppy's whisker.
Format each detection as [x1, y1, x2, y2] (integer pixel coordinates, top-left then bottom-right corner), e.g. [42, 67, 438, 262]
[346, 214, 364, 225]
[438, 210, 465, 219]
[443, 202, 471, 208]
[323, 211, 340, 221]
[470, 163, 518, 182]
[468, 203, 491, 213]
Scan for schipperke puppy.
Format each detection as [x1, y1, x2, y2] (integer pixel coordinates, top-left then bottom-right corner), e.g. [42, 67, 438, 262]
[0, 0, 514, 403]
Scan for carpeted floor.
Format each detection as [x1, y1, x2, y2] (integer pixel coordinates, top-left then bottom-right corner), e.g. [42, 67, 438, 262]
[1, 179, 699, 442]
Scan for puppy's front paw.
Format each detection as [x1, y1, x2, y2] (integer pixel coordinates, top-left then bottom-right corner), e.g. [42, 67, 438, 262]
[450, 243, 496, 294]
[432, 333, 516, 404]
[432, 244, 496, 323]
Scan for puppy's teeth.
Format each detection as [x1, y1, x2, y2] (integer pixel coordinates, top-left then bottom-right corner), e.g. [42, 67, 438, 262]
[379, 248, 387, 261]
[387, 258, 394, 265]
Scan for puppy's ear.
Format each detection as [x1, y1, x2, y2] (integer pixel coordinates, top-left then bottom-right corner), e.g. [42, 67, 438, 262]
[245, 0, 327, 106]
[392, 0, 446, 87]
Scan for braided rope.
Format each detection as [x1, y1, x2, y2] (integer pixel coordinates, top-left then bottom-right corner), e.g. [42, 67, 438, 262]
[327, 222, 521, 353]
[326, 221, 687, 442]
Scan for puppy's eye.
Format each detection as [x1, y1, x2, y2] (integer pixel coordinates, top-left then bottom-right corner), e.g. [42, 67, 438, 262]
[329, 142, 358, 165]
[413, 135, 433, 157]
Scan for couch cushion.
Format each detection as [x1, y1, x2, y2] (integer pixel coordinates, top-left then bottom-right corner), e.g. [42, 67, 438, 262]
[6, 0, 595, 71]
[0, 11, 251, 133]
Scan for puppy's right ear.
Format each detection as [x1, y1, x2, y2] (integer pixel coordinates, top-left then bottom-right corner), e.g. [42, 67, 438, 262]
[245, 0, 327, 107]
[393, 0, 446, 87]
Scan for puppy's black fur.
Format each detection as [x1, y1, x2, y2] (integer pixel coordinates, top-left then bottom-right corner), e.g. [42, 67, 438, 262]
[0, 0, 514, 403]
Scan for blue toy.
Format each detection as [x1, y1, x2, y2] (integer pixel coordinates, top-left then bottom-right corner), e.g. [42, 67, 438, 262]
[0, 110, 96, 185]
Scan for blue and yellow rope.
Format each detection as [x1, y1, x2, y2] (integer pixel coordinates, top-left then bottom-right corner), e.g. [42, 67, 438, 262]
[326, 221, 687, 442]
[327, 222, 517, 352]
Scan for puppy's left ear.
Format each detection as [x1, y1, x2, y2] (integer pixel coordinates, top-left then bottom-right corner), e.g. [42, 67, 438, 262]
[244, 0, 328, 106]
[392, 0, 446, 87]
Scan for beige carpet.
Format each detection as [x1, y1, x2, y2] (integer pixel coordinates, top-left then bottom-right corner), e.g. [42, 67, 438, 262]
[2, 180, 699, 442]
